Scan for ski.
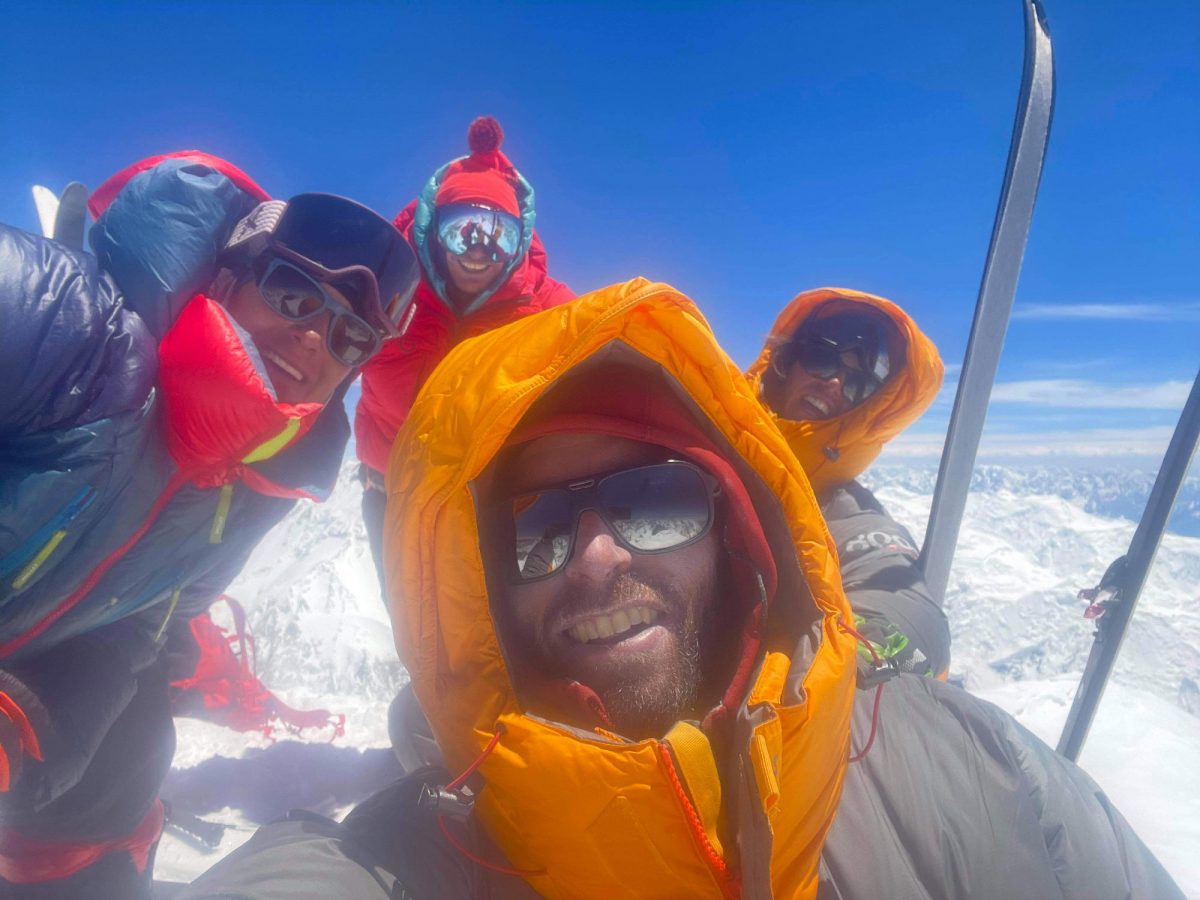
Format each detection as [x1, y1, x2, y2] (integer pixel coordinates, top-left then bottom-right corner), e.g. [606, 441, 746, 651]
[30, 181, 89, 250]
[1057, 367, 1200, 761]
[919, 0, 1055, 603]
[31, 185, 59, 238]
[52, 181, 89, 251]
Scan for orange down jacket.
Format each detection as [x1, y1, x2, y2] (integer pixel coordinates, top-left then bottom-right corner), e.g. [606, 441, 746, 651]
[382, 278, 858, 899]
[744, 288, 943, 498]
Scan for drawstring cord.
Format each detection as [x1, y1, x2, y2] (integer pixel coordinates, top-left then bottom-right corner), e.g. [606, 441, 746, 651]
[427, 725, 546, 879]
[838, 618, 886, 763]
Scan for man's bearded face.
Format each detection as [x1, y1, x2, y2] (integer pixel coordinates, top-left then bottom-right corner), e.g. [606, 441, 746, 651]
[486, 434, 723, 739]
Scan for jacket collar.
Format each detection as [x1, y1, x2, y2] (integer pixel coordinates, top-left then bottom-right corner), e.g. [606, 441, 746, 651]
[156, 295, 329, 493]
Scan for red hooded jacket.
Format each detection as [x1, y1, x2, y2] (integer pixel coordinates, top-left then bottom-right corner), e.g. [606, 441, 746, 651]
[354, 120, 575, 474]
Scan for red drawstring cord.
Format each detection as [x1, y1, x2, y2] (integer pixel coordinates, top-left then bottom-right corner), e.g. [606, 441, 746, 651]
[443, 728, 503, 793]
[435, 727, 546, 879]
[839, 619, 885, 763]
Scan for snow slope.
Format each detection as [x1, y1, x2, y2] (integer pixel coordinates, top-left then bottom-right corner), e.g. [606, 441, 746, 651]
[157, 462, 1200, 895]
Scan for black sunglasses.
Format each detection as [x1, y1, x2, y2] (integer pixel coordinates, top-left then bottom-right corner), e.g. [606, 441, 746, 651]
[789, 335, 888, 406]
[255, 258, 382, 367]
[774, 308, 894, 407]
[493, 460, 721, 583]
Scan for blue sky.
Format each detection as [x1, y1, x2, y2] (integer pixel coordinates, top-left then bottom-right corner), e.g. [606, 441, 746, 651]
[2, 0, 1196, 463]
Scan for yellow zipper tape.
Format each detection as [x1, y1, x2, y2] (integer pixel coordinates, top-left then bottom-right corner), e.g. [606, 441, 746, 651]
[12, 530, 68, 590]
[209, 483, 233, 544]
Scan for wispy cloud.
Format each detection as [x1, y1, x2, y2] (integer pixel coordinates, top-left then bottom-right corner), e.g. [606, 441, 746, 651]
[991, 379, 1192, 409]
[885, 425, 1177, 459]
[1014, 302, 1200, 322]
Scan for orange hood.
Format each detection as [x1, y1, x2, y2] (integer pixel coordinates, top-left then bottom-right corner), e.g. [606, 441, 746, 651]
[383, 279, 858, 898]
[745, 288, 944, 498]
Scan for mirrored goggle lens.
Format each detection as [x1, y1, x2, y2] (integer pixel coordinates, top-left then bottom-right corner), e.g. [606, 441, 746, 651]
[437, 205, 522, 261]
[509, 464, 713, 581]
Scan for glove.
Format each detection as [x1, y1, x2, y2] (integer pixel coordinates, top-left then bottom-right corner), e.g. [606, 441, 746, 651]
[851, 614, 934, 682]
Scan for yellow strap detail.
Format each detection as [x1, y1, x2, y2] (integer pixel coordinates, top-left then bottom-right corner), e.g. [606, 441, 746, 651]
[154, 586, 183, 642]
[664, 721, 724, 858]
[750, 730, 782, 820]
[241, 417, 302, 464]
[209, 484, 233, 544]
[12, 530, 67, 590]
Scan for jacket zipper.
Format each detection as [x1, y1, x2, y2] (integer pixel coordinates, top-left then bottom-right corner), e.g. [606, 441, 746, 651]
[658, 742, 740, 899]
[5, 486, 98, 590]
[0, 471, 191, 658]
[154, 584, 184, 642]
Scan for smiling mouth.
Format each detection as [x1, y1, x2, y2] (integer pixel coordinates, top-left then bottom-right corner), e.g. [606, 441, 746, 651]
[804, 395, 833, 416]
[456, 257, 493, 273]
[264, 350, 304, 382]
[566, 606, 664, 644]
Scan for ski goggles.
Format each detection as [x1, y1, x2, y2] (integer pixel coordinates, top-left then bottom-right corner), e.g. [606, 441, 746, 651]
[226, 193, 420, 340]
[256, 258, 383, 367]
[776, 314, 893, 406]
[494, 461, 721, 583]
[436, 203, 523, 262]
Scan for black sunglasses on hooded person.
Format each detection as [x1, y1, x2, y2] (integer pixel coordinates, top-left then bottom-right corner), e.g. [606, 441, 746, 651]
[770, 310, 895, 415]
[496, 459, 722, 582]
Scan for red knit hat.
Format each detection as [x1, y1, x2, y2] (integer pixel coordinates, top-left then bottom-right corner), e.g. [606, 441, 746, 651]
[434, 116, 521, 217]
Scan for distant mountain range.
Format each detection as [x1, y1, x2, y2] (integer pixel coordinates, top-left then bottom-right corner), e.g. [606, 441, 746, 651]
[222, 461, 1200, 723]
[865, 464, 1200, 537]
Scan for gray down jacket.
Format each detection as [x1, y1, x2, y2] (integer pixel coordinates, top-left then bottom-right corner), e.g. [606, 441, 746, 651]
[175, 673, 1182, 899]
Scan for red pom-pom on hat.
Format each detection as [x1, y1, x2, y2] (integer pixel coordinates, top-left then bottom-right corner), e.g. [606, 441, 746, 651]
[435, 115, 520, 216]
[468, 116, 504, 154]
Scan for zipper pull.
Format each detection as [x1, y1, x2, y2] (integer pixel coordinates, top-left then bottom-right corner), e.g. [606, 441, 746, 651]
[209, 484, 233, 544]
[154, 585, 183, 642]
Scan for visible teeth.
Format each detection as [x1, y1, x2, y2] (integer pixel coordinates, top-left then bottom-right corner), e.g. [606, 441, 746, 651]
[568, 607, 661, 643]
[806, 395, 829, 415]
[459, 259, 489, 271]
[266, 351, 304, 381]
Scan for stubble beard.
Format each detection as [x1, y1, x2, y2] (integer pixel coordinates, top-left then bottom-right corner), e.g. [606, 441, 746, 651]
[537, 572, 718, 739]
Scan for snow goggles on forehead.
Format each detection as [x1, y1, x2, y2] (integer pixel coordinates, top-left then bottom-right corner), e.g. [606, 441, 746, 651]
[226, 193, 420, 339]
[436, 203, 523, 262]
[256, 258, 382, 367]
[495, 461, 721, 583]
[778, 314, 893, 406]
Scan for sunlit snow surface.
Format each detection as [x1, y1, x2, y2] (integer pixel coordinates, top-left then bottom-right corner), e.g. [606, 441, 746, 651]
[158, 463, 1200, 894]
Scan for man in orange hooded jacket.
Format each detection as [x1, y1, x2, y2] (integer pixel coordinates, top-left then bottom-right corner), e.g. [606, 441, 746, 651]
[178, 280, 1180, 900]
[355, 116, 574, 584]
[746, 288, 950, 678]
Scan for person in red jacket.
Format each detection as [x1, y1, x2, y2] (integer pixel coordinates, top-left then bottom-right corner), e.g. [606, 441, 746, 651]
[355, 116, 574, 582]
